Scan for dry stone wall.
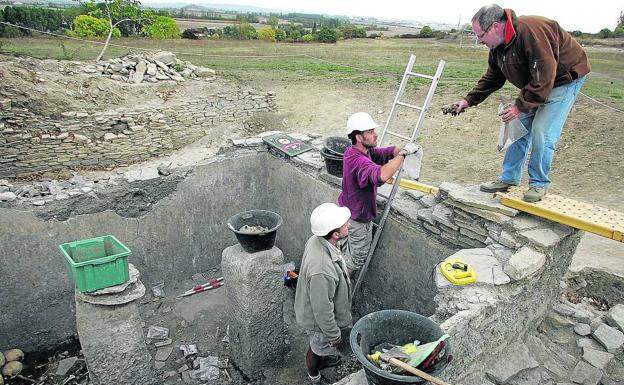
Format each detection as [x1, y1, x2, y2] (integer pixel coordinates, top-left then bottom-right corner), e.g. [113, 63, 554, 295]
[0, 90, 276, 178]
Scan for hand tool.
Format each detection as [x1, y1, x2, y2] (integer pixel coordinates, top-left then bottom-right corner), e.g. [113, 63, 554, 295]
[178, 277, 224, 298]
[367, 349, 452, 385]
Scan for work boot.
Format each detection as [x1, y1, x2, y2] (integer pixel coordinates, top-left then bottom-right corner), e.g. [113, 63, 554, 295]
[319, 355, 342, 370]
[480, 180, 514, 193]
[523, 186, 548, 202]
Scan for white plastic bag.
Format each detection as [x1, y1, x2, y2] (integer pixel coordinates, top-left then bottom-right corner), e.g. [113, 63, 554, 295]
[403, 145, 424, 180]
[497, 103, 528, 152]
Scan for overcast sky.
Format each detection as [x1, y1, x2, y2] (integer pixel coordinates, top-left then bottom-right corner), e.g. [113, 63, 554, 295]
[142, 0, 622, 33]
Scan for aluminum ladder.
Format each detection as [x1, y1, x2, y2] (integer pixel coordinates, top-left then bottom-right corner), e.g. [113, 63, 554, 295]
[352, 54, 446, 296]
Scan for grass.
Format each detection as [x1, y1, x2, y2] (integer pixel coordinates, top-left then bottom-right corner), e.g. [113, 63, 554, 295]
[0, 36, 622, 106]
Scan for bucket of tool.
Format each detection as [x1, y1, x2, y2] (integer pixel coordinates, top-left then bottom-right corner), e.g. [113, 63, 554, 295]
[323, 136, 351, 157]
[227, 210, 283, 253]
[320, 147, 344, 177]
[350, 310, 452, 385]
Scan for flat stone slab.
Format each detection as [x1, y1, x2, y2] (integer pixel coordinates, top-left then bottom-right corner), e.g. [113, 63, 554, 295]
[436, 248, 510, 287]
[582, 347, 613, 370]
[525, 334, 576, 379]
[293, 150, 324, 170]
[570, 360, 603, 385]
[154, 346, 173, 361]
[504, 246, 546, 281]
[331, 369, 368, 385]
[574, 323, 592, 336]
[446, 184, 519, 216]
[76, 279, 146, 306]
[486, 340, 538, 383]
[606, 304, 624, 333]
[592, 323, 624, 353]
[56, 356, 78, 376]
[519, 226, 569, 249]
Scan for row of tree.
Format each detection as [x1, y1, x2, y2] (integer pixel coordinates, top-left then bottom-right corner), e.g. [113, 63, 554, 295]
[0, 1, 181, 39]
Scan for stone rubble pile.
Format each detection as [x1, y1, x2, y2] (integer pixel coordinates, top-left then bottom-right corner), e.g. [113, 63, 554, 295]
[83, 51, 216, 84]
[0, 176, 117, 206]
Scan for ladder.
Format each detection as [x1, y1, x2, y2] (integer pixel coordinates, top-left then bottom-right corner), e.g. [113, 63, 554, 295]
[351, 55, 445, 296]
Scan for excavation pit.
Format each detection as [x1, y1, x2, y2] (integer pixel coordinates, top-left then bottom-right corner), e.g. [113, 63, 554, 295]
[0, 145, 590, 385]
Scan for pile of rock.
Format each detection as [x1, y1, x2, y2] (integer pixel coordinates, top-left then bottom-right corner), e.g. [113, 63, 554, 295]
[83, 51, 216, 84]
[0, 176, 114, 206]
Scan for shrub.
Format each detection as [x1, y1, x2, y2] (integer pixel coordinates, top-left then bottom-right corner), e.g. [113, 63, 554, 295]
[419, 25, 433, 38]
[317, 27, 338, 43]
[182, 28, 204, 39]
[275, 28, 285, 41]
[571, 30, 583, 37]
[258, 27, 276, 42]
[210, 33, 220, 40]
[302, 33, 315, 42]
[597, 28, 613, 38]
[69, 15, 120, 38]
[289, 29, 300, 41]
[142, 16, 180, 39]
[2, 25, 23, 37]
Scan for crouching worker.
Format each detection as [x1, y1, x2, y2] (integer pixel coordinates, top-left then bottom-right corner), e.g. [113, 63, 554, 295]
[294, 202, 353, 383]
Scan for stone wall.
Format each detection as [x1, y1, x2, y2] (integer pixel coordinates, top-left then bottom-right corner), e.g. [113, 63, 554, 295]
[0, 90, 275, 178]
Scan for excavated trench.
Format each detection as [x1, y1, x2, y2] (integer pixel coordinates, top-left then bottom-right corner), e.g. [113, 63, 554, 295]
[2, 148, 619, 385]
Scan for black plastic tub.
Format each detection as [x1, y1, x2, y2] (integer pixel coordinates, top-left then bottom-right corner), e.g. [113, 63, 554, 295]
[226, 210, 283, 253]
[323, 136, 351, 157]
[320, 147, 344, 177]
[350, 310, 452, 385]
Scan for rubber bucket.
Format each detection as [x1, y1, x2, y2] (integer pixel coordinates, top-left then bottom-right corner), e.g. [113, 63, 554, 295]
[350, 310, 452, 385]
[320, 147, 344, 177]
[226, 210, 283, 253]
[323, 136, 351, 157]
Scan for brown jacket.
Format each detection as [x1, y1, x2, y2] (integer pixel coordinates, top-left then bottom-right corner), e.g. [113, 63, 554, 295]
[465, 9, 591, 112]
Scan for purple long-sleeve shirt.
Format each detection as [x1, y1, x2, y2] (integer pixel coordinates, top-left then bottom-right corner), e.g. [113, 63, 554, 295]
[338, 145, 396, 223]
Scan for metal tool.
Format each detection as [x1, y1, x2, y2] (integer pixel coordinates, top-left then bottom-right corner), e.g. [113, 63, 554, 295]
[178, 277, 224, 298]
[367, 350, 452, 385]
[352, 55, 446, 297]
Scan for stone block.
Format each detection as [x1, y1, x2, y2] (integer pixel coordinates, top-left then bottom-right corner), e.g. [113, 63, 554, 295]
[459, 227, 488, 242]
[570, 360, 603, 385]
[447, 184, 519, 216]
[504, 246, 546, 281]
[606, 304, 624, 333]
[519, 226, 565, 249]
[525, 334, 576, 379]
[404, 189, 425, 201]
[432, 204, 458, 231]
[574, 323, 592, 336]
[592, 323, 624, 353]
[419, 194, 436, 208]
[485, 340, 538, 384]
[447, 197, 512, 224]
[582, 347, 613, 370]
[417, 208, 435, 225]
[221, 245, 288, 379]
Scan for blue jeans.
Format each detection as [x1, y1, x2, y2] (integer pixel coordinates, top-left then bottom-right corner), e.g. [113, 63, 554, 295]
[500, 76, 586, 187]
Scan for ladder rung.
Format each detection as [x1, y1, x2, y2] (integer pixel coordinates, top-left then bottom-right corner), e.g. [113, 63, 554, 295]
[407, 71, 435, 80]
[386, 130, 412, 141]
[396, 101, 423, 111]
[372, 222, 379, 228]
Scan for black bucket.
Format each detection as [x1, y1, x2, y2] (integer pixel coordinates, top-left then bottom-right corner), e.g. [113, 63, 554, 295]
[320, 147, 344, 177]
[226, 210, 283, 253]
[323, 136, 351, 157]
[350, 310, 452, 385]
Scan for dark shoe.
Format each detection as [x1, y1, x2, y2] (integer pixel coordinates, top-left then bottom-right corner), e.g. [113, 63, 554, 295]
[319, 355, 341, 370]
[523, 186, 547, 202]
[480, 180, 513, 193]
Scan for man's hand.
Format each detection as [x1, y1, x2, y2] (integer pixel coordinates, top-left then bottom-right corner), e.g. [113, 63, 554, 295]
[499, 104, 521, 123]
[329, 339, 342, 348]
[441, 100, 469, 116]
[400, 142, 421, 156]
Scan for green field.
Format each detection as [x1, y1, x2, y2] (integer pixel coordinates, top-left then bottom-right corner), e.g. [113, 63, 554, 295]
[1, 36, 623, 104]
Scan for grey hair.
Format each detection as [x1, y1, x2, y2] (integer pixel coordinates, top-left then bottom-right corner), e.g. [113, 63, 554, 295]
[472, 4, 506, 30]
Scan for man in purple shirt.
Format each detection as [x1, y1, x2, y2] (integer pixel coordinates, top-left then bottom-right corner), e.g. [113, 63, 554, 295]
[338, 112, 418, 274]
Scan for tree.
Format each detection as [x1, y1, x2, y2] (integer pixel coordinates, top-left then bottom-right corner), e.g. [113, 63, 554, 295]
[598, 27, 613, 38]
[69, 14, 120, 38]
[275, 28, 285, 41]
[289, 29, 300, 41]
[257, 26, 276, 42]
[419, 25, 433, 38]
[617, 11, 624, 29]
[268, 15, 279, 28]
[317, 27, 338, 43]
[142, 15, 180, 39]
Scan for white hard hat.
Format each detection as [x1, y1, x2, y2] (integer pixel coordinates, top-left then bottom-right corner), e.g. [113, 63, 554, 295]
[346, 112, 379, 135]
[310, 203, 351, 236]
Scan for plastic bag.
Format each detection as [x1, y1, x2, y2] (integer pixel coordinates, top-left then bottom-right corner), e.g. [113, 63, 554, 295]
[497, 103, 528, 152]
[403, 145, 424, 180]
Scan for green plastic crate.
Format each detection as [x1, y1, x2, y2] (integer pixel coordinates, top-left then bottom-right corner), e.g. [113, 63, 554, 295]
[59, 235, 131, 293]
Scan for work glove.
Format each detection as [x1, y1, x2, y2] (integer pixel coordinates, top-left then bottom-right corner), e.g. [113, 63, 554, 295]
[400, 142, 421, 156]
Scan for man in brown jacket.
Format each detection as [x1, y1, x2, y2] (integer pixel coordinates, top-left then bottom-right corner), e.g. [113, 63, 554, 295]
[447, 4, 590, 202]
